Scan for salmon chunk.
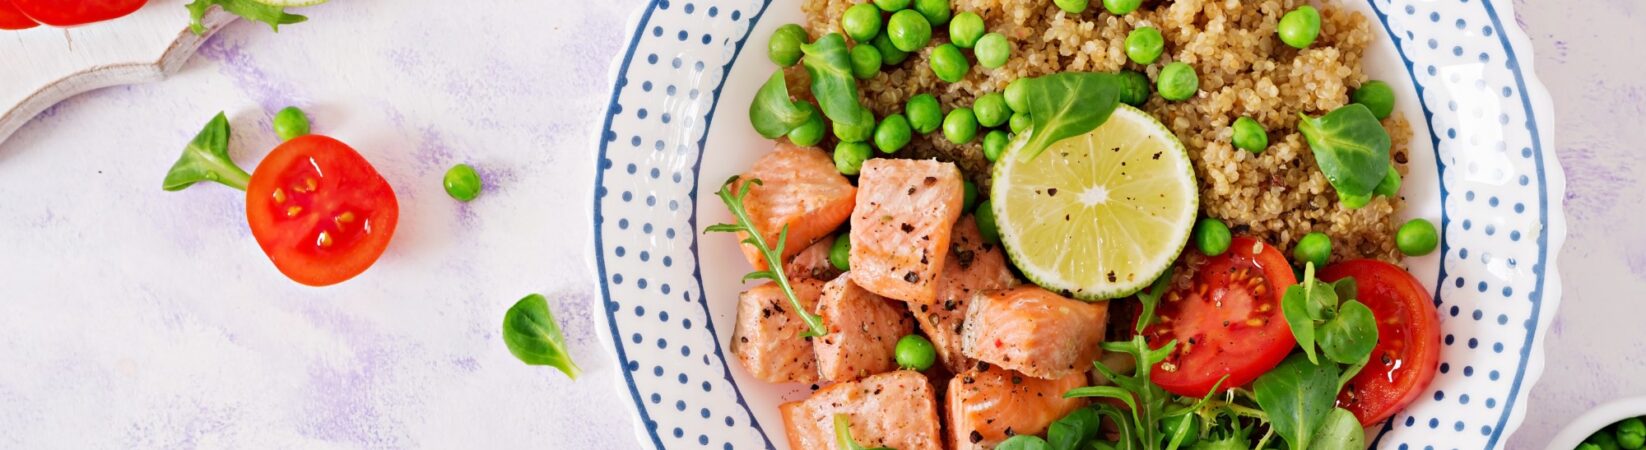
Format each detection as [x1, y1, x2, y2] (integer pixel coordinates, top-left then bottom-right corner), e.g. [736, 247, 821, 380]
[735, 143, 856, 270]
[947, 364, 1087, 450]
[911, 215, 1018, 373]
[962, 286, 1109, 380]
[780, 370, 944, 450]
[814, 274, 915, 382]
[786, 233, 844, 282]
[848, 159, 965, 304]
[731, 279, 826, 383]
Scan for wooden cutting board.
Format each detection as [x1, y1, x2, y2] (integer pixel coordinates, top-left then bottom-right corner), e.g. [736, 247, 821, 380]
[0, 0, 234, 144]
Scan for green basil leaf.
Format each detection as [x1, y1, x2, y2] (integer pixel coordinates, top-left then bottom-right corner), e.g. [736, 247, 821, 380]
[1009, 72, 1123, 161]
[163, 112, 251, 191]
[749, 71, 812, 139]
[997, 435, 1052, 450]
[801, 33, 869, 127]
[1252, 354, 1341, 450]
[1298, 104, 1391, 197]
[1306, 408, 1366, 450]
[1280, 284, 1318, 364]
[502, 294, 582, 379]
[1049, 408, 1103, 450]
[1317, 300, 1379, 365]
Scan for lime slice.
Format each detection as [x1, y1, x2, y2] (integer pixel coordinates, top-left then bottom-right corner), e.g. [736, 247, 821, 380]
[990, 105, 1199, 300]
[250, 0, 328, 7]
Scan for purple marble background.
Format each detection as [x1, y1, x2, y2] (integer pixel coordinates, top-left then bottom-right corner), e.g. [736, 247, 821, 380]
[0, 0, 1632, 448]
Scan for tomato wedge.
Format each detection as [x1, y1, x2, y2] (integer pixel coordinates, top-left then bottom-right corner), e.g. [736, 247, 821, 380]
[1145, 236, 1299, 397]
[1320, 259, 1441, 426]
[8, 0, 146, 27]
[0, 0, 40, 29]
[245, 135, 398, 287]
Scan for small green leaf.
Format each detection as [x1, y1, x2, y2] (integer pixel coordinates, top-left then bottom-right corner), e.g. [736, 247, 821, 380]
[749, 71, 812, 138]
[502, 294, 582, 379]
[715, 178, 828, 337]
[1306, 408, 1366, 450]
[1298, 104, 1391, 197]
[1252, 355, 1341, 450]
[187, 0, 307, 35]
[1280, 284, 1318, 364]
[1048, 408, 1103, 450]
[163, 112, 251, 192]
[703, 223, 744, 233]
[801, 33, 869, 128]
[997, 435, 1052, 450]
[1133, 267, 1173, 333]
[1009, 72, 1123, 161]
[1331, 278, 1358, 304]
[1317, 300, 1379, 365]
[741, 271, 777, 283]
[1373, 164, 1402, 197]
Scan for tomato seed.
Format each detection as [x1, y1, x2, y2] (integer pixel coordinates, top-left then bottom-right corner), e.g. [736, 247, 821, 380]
[286, 206, 302, 217]
[316, 231, 333, 247]
[273, 188, 287, 203]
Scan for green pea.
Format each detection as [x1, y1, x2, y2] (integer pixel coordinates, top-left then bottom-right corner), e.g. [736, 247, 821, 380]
[1009, 111, 1030, 134]
[942, 107, 978, 144]
[1102, 0, 1142, 15]
[1053, 0, 1087, 14]
[1374, 164, 1402, 197]
[788, 102, 827, 147]
[875, 0, 909, 11]
[1294, 232, 1332, 268]
[1157, 61, 1199, 101]
[949, 12, 985, 48]
[1620, 418, 1646, 450]
[443, 163, 483, 202]
[1351, 80, 1396, 120]
[894, 334, 936, 370]
[1160, 415, 1200, 448]
[769, 24, 809, 66]
[875, 113, 913, 153]
[906, 93, 943, 134]
[834, 141, 873, 175]
[1339, 190, 1371, 209]
[842, 3, 883, 43]
[975, 200, 1000, 244]
[1194, 218, 1232, 256]
[930, 43, 970, 82]
[982, 129, 1009, 161]
[974, 33, 1010, 69]
[1396, 218, 1438, 256]
[829, 234, 852, 271]
[1125, 26, 1164, 65]
[273, 106, 310, 141]
[962, 180, 979, 212]
[1591, 431, 1623, 450]
[973, 92, 1009, 127]
[1232, 116, 1268, 153]
[913, 0, 950, 26]
[1004, 78, 1028, 112]
[873, 32, 910, 65]
[1278, 5, 1321, 49]
[887, 10, 933, 52]
[851, 44, 884, 80]
[1583, 444, 1607, 450]
[834, 108, 876, 142]
[1117, 70, 1150, 106]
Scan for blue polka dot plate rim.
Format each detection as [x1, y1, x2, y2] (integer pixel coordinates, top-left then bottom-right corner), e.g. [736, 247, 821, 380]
[590, 0, 1565, 448]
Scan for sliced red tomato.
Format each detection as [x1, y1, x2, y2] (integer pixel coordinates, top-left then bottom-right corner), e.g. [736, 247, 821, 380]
[0, 0, 40, 29]
[245, 135, 398, 287]
[1145, 236, 1299, 397]
[9, 0, 146, 27]
[1320, 259, 1442, 426]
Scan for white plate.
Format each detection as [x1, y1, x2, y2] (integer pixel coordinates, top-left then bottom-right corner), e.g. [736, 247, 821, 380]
[590, 0, 1564, 447]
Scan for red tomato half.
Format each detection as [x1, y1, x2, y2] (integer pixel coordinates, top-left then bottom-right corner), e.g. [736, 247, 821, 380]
[0, 0, 40, 29]
[1320, 259, 1442, 426]
[245, 135, 398, 287]
[9, 0, 145, 27]
[1146, 236, 1299, 397]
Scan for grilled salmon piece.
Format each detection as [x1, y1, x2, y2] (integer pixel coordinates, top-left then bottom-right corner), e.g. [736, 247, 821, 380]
[780, 370, 944, 450]
[962, 286, 1109, 380]
[814, 274, 915, 382]
[731, 279, 826, 383]
[911, 215, 1018, 373]
[947, 364, 1088, 450]
[786, 233, 844, 282]
[848, 159, 965, 304]
[735, 143, 856, 271]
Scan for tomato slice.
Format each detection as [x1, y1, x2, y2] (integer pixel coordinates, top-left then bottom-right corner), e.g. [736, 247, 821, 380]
[1145, 236, 1299, 397]
[245, 135, 398, 286]
[1319, 259, 1441, 426]
[9, 0, 146, 27]
[0, 0, 40, 29]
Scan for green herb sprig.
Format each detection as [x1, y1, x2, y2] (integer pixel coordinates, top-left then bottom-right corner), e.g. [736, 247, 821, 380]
[705, 177, 827, 337]
[163, 112, 251, 192]
[1249, 263, 1377, 449]
[502, 294, 582, 380]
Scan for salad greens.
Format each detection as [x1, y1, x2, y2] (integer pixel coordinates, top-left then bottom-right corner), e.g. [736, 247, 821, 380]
[186, 0, 307, 35]
[502, 294, 582, 379]
[997, 435, 1052, 450]
[705, 177, 829, 337]
[750, 71, 814, 139]
[1251, 354, 1339, 449]
[1279, 263, 1379, 367]
[833, 414, 894, 450]
[163, 112, 250, 192]
[1299, 104, 1391, 204]
[1009, 72, 1122, 161]
[801, 33, 872, 129]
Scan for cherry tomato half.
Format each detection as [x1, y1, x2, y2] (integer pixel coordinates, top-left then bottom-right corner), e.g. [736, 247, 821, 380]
[0, 0, 40, 29]
[1320, 259, 1441, 426]
[9, 0, 146, 27]
[1146, 236, 1299, 397]
[245, 135, 398, 287]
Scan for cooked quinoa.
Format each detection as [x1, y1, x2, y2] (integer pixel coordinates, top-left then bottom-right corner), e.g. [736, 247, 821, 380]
[791, 0, 1412, 261]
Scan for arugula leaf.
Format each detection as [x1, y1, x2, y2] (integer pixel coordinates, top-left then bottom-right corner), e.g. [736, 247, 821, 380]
[163, 112, 251, 191]
[1252, 355, 1341, 450]
[833, 414, 895, 450]
[187, 0, 307, 35]
[502, 294, 582, 379]
[1307, 408, 1366, 450]
[800, 33, 869, 128]
[1133, 267, 1174, 333]
[750, 71, 812, 139]
[997, 435, 1052, 450]
[1298, 104, 1391, 199]
[706, 177, 828, 337]
[1317, 299, 1378, 365]
[1009, 72, 1123, 161]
